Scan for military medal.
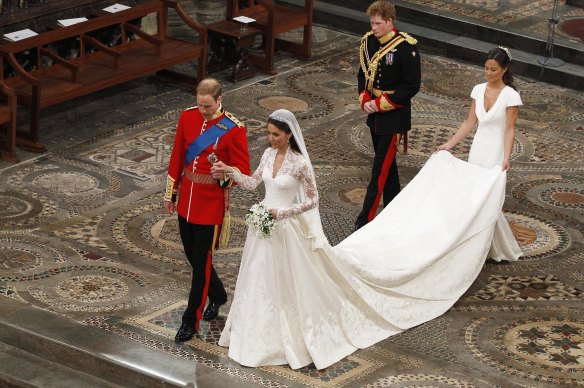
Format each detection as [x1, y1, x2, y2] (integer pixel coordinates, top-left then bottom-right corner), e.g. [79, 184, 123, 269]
[386, 50, 395, 65]
[207, 152, 218, 164]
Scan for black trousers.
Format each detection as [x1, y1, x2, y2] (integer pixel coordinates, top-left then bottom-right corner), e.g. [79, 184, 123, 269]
[356, 130, 400, 226]
[178, 215, 227, 329]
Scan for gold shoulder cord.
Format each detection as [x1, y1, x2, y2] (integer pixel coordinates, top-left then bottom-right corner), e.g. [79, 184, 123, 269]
[363, 35, 407, 91]
[399, 32, 418, 45]
[359, 32, 375, 91]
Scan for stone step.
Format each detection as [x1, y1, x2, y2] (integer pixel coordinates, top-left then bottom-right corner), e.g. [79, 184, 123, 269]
[0, 298, 239, 388]
[0, 341, 123, 388]
[283, 0, 584, 90]
[315, 0, 583, 66]
[392, 0, 582, 66]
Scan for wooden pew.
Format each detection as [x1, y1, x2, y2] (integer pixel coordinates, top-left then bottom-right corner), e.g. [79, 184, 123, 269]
[0, 80, 17, 163]
[227, 0, 313, 74]
[0, 0, 207, 152]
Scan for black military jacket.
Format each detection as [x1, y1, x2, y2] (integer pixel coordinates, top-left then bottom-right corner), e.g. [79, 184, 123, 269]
[357, 29, 421, 135]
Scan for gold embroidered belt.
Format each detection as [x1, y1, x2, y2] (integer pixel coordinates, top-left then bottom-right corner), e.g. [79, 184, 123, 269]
[183, 169, 216, 185]
[372, 88, 395, 97]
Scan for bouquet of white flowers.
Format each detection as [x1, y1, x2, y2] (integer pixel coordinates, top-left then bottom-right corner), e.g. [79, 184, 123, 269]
[245, 203, 277, 238]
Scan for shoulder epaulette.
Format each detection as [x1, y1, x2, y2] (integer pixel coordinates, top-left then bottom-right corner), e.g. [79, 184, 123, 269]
[399, 32, 417, 45]
[361, 31, 374, 41]
[185, 105, 198, 111]
[225, 111, 243, 127]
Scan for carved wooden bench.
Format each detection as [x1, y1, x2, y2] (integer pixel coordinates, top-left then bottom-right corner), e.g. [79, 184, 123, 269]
[207, 20, 262, 82]
[0, 0, 207, 151]
[227, 0, 313, 74]
[0, 80, 17, 163]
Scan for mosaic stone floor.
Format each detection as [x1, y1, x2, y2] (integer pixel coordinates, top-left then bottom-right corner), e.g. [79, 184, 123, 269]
[1, 25, 583, 387]
[394, 0, 584, 46]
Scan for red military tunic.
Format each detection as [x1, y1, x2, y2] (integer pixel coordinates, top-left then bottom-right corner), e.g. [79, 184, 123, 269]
[165, 106, 250, 225]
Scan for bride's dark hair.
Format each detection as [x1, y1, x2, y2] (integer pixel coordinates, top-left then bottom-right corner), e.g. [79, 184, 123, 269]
[268, 117, 301, 153]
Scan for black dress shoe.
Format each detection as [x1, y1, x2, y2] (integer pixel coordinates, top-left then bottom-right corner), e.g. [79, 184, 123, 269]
[203, 302, 223, 321]
[174, 323, 196, 343]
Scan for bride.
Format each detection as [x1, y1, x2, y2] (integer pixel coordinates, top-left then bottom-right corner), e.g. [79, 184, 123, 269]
[211, 102, 516, 369]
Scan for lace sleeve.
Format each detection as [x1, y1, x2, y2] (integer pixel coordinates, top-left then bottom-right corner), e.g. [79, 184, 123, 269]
[230, 148, 269, 191]
[276, 157, 319, 219]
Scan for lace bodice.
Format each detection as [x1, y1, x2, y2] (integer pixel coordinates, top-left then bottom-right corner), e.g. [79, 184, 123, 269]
[231, 147, 318, 219]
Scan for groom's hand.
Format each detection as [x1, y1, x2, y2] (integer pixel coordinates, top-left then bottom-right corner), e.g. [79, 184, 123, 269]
[211, 161, 226, 180]
[211, 170, 225, 180]
[164, 200, 176, 214]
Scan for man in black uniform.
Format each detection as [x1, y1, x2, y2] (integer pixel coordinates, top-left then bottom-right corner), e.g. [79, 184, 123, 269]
[355, 0, 421, 231]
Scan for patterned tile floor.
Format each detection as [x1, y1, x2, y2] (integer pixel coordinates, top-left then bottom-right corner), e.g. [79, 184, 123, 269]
[393, 0, 584, 46]
[1, 22, 583, 387]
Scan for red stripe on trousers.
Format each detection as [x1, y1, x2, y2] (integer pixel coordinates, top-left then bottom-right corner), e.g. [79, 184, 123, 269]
[194, 227, 219, 331]
[367, 134, 397, 221]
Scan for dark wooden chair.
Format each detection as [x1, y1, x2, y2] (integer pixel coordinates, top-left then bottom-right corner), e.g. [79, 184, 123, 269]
[226, 0, 313, 74]
[0, 0, 207, 152]
[0, 80, 18, 163]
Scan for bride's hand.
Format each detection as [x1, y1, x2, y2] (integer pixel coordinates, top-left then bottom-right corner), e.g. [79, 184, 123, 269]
[269, 209, 278, 219]
[211, 161, 233, 179]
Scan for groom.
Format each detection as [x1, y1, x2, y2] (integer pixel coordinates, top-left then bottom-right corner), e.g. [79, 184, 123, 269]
[355, 0, 421, 231]
[164, 78, 250, 342]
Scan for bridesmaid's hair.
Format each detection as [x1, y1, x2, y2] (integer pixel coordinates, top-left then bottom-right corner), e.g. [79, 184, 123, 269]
[486, 47, 517, 90]
[268, 117, 301, 153]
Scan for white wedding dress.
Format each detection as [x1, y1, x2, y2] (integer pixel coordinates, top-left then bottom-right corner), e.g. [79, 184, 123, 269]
[218, 95, 522, 369]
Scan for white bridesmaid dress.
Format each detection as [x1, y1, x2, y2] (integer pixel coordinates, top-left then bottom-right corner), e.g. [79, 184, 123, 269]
[468, 82, 523, 261]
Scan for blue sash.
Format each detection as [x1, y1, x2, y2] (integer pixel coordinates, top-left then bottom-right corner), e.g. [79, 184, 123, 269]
[185, 116, 238, 166]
